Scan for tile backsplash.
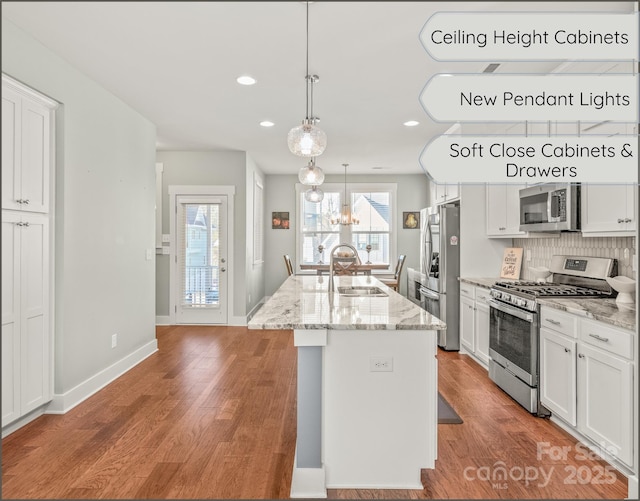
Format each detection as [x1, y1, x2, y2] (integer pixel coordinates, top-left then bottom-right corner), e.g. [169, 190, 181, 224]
[514, 233, 636, 279]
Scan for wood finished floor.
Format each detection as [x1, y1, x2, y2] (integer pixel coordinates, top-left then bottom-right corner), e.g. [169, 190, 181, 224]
[1, 325, 628, 499]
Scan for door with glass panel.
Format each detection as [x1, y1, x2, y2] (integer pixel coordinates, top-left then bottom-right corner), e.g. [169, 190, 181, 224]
[176, 196, 227, 324]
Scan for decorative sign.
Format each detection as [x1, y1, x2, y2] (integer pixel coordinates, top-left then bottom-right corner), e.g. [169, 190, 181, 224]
[501, 247, 523, 279]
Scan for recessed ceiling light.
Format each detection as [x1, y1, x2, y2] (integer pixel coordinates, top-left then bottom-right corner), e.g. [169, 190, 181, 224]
[403, 120, 420, 127]
[260, 121, 275, 127]
[237, 75, 256, 85]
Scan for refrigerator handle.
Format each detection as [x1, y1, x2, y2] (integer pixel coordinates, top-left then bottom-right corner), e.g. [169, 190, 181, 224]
[423, 219, 432, 276]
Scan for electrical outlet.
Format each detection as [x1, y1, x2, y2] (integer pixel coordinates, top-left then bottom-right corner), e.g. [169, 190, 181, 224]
[112, 333, 118, 348]
[370, 356, 393, 372]
[162, 234, 171, 243]
[146, 249, 154, 261]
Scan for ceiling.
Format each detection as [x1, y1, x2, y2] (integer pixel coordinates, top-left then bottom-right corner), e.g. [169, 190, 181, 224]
[2, 1, 634, 175]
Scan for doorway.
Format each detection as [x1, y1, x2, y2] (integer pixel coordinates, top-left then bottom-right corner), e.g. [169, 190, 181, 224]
[169, 187, 234, 325]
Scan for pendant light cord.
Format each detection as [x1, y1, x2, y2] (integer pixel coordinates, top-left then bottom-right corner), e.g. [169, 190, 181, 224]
[305, 1, 310, 121]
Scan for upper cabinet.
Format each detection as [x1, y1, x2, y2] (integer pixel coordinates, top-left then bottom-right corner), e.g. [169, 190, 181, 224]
[486, 184, 526, 238]
[581, 184, 636, 237]
[2, 77, 56, 214]
[432, 182, 460, 205]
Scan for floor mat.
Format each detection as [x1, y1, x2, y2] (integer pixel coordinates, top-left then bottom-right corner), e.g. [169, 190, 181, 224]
[438, 392, 463, 424]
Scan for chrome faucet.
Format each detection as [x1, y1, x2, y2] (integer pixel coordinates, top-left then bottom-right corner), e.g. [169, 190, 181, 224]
[328, 243, 360, 294]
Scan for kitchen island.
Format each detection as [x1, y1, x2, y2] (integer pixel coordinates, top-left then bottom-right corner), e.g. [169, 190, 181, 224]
[248, 275, 446, 498]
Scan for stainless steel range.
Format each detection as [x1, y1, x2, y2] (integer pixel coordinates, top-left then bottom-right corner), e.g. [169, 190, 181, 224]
[488, 255, 617, 416]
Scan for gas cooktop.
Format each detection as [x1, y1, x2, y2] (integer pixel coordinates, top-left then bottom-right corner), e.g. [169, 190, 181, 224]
[490, 255, 617, 312]
[493, 281, 605, 298]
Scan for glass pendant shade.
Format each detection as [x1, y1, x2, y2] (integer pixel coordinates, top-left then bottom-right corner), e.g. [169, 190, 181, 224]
[288, 120, 327, 157]
[330, 163, 358, 225]
[298, 159, 325, 185]
[304, 185, 324, 203]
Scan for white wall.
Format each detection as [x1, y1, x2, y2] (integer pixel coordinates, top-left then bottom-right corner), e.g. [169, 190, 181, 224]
[264, 174, 430, 297]
[2, 19, 157, 394]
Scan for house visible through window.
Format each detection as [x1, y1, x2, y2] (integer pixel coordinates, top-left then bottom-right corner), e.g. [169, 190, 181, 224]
[296, 183, 396, 269]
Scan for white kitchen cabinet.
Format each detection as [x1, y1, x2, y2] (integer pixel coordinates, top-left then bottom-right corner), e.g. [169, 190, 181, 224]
[577, 342, 633, 466]
[460, 294, 475, 354]
[433, 182, 460, 205]
[1, 211, 52, 427]
[2, 78, 54, 214]
[540, 327, 577, 426]
[581, 184, 636, 237]
[473, 289, 490, 366]
[540, 306, 634, 468]
[2, 75, 55, 431]
[486, 184, 526, 237]
[459, 285, 490, 368]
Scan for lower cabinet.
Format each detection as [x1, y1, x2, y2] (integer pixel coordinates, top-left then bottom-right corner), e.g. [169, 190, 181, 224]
[540, 327, 577, 426]
[1, 211, 52, 428]
[577, 342, 633, 467]
[540, 306, 634, 468]
[459, 285, 490, 367]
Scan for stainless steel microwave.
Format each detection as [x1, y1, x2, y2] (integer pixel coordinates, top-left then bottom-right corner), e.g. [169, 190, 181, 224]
[519, 183, 580, 232]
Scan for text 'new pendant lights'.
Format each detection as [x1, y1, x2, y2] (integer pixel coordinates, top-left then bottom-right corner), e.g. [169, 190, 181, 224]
[287, 1, 327, 158]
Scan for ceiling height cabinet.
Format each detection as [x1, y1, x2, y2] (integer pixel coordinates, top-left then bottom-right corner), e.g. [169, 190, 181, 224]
[581, 184, 636, 237]
[432, 182, 460, 205]
[1, 75, 56, 432]
[2, 83, 52, 214]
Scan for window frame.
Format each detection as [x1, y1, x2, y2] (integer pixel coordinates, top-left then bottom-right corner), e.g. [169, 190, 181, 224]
[295, 182, 397, 274]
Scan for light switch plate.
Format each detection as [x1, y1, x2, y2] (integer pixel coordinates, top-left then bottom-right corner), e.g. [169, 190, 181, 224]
[146, 249, 153, 261]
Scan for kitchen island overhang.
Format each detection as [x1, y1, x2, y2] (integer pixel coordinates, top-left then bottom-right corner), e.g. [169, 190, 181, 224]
[248, 275, 446, 498]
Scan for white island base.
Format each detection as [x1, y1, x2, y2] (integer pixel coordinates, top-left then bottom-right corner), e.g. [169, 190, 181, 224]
[291, 327, 438, 498]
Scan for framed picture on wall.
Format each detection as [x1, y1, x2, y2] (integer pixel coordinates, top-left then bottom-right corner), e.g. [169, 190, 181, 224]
[402, 211, 420, 229]
[272, 212, 290, 229]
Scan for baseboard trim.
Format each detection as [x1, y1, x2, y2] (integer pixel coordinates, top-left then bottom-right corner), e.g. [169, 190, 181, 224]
[155, 315, 171, 325]
[2, 406, 47, 438]
[46, 339, 158, 415]
[627, 475, 638, 500]
[290, 445, 327, 499]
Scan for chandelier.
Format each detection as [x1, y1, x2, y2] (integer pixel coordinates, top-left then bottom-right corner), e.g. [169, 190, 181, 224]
[331, 164, 359, 225]
[287, 1, 327, 158]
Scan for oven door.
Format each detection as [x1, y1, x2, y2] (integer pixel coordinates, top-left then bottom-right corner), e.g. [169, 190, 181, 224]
[488, 299, 538, 386]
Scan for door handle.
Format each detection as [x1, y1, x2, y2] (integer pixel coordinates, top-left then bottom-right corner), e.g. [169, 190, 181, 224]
[221, 267, 226, 272]
[221, 258, 226, 263]
[564, 347, 570, 353]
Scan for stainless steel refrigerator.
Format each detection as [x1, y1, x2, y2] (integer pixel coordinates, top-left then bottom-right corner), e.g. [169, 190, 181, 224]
[419, 204, 460, 350]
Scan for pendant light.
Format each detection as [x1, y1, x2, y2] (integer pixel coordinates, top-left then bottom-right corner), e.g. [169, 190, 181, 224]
[298, 157, 325, 185]
[304, 185, 324, 203]
[287, 1, 327, 158]
[331, 164, 359, 225]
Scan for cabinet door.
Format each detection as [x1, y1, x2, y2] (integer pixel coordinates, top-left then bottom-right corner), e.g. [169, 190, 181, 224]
[540, 328, 577, 426]
[446, 183, 460, 201]
[2, 213, 21, 426]
[504, 184, 525, 235]
[581, 185, 634, 236]
[460, 295, 475, 353]
[20, 214, 51, 414]
[486, 184, 507, 236]
[2, 87, 22, 212]
[434, 183, 448, 204]
[474, 301, 490, 365]
[577, 343, 633, 466]
[20, 99, 51, 213]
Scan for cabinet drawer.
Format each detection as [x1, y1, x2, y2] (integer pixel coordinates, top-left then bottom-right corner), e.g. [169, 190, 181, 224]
[540, 308, 578, 338]
[579, 319, 634, 359]
[459, 283, 475, 299]
[474, 286, 491, 304]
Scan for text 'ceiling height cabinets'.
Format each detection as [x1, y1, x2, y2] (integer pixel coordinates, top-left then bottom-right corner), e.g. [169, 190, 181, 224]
[1, 74, 57, 431]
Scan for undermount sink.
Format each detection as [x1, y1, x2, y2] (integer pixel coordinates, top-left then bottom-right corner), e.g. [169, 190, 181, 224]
[337, 286, 388, 297]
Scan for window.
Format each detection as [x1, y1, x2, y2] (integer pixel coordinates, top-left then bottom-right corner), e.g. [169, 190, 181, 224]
[296, 183, 397, 270]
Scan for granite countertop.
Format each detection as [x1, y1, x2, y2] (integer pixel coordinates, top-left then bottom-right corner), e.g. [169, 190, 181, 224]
[538, 297, 636, 331]
[459, 277, 500, 289]
[248, 275, 447, 331]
